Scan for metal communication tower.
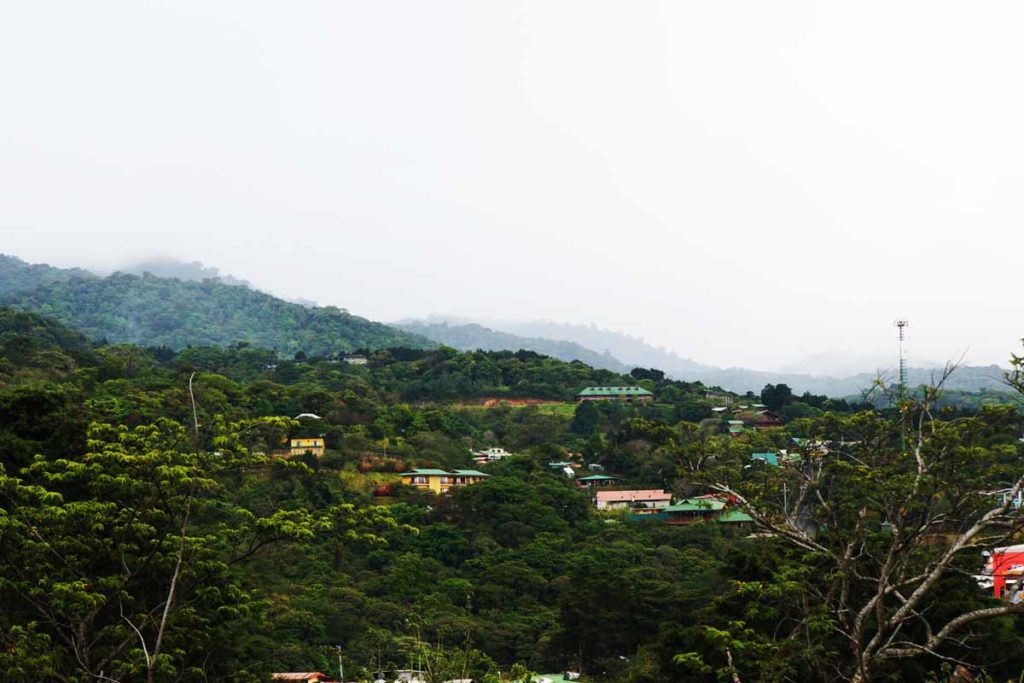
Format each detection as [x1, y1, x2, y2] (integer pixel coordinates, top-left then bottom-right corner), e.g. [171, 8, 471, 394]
[895, 319, 909, 400]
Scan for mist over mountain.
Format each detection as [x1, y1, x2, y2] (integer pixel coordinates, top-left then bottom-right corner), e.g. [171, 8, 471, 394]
[115, 258, 253, 288]
[395, 319, 631, 373]
[1, 254, 1010, 397]
[409, 314, 1010, 397]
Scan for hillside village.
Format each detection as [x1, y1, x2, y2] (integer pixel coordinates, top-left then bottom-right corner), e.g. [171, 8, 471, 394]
[3, 263, 1024, 682]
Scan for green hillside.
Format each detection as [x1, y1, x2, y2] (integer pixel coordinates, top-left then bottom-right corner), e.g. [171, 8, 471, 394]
[0, 259, 432, 355]
[3, 308, 1024, 682]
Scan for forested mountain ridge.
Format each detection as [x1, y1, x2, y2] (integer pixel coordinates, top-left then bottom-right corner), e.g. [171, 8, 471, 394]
[0, 255, 433, 355]
[396, 320, 632, 373]
[0, 253, 97, 297]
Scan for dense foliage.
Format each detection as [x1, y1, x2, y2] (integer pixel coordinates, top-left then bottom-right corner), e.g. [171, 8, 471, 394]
[0, 254, 97, 298]
[3, 307, 1024, 682]
[0, 255, 432, 354]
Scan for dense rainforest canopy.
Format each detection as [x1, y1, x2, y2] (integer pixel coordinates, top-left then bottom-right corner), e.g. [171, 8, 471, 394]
[0, 255, 432, 354]
[3, 306, 1024, 682]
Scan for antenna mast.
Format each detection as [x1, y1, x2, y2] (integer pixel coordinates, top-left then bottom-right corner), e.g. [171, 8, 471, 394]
[894, 319, 909, 400]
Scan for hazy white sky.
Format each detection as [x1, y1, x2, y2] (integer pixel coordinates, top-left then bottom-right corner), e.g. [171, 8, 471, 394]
[1, 1, 1022, 372]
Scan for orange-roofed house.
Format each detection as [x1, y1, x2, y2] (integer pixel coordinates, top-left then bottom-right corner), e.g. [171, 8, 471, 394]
[594, 489, 672, 515]
[272, 673, 337, 683]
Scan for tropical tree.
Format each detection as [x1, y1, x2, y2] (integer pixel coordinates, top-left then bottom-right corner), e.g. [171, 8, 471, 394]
[695, 372, 1024, 681]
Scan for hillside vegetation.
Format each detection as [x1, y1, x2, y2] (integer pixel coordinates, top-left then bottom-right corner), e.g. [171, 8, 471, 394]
[0, 253, 97, 297]
[4, 307, 1024, 682]
[0, 255, 432, 354]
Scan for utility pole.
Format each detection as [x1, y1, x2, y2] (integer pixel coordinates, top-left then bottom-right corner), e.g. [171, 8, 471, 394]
[336, 645, 344, 683]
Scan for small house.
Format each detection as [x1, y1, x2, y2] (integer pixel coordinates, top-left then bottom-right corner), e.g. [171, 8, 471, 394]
[753, 410, 783, 428]
[576, 474, 622, 489]
[576, 386, 654, 403]
[342, 355, 368, 365]
[595, 489, 672, 514]
[663, 498, 726, 525]
[727, 420, 745, 436]
[400, 468, 489, 494]
[290, 437, 325, 458]
[472, 447, 511, 464]
[273, 674, 337, 683]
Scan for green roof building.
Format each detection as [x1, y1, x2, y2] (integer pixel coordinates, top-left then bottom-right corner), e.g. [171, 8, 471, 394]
[717, 509, 754, 524]
[576, 386, 654, 403]
[400, 468, 489, 494]
[751, 452, 780, 467]
[576, 474, 622, 488]
[662, 497, 725, 525]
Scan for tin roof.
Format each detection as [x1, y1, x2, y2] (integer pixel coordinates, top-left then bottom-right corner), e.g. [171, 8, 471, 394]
[577, 386, 654, 397]
[400, 468, 490, 477]
[717, 509, 754, 523]
[595, 489, 671, 503]
[664, 498, 726, 513]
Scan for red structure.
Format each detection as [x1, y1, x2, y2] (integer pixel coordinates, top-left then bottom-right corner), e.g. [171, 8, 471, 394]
[987, 544, 1024, 598]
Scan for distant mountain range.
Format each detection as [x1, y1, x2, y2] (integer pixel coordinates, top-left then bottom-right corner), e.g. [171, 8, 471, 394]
[403, 315, 1011, 397]
[0, 254, 1011, 397]
[395, 320, 631, 373]
[0, 255, 430, 355]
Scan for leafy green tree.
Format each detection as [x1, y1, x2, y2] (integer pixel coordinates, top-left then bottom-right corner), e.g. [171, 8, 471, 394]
[703, 397, 1024, 681]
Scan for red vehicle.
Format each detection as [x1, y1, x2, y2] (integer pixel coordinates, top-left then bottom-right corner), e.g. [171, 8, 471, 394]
[986, 544, 1024, 599]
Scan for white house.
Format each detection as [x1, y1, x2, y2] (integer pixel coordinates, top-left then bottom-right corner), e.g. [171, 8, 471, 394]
[472, 447, 512, 463]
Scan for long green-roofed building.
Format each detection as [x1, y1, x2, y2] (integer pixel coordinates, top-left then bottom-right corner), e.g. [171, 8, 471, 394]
[576, 386, 654, 403]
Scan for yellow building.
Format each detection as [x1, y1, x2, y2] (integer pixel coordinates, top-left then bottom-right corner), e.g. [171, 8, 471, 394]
[400, 468, 490, 494]
[290, 437, 325, 458]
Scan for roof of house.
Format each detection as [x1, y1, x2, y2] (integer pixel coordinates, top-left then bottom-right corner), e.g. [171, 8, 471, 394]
[400, 468, 490, 477]
[577, 386, 654, 397]
[401, 468, 451, 476]
[272, 674, 332, 682]
[717, 509, 754, 523]
[751, 452, 780, 466]
[664, 498, 726, 513]
[577, 474, 621, 481]
[727, 420, 745, 425]
[595, 489, 671, 503]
